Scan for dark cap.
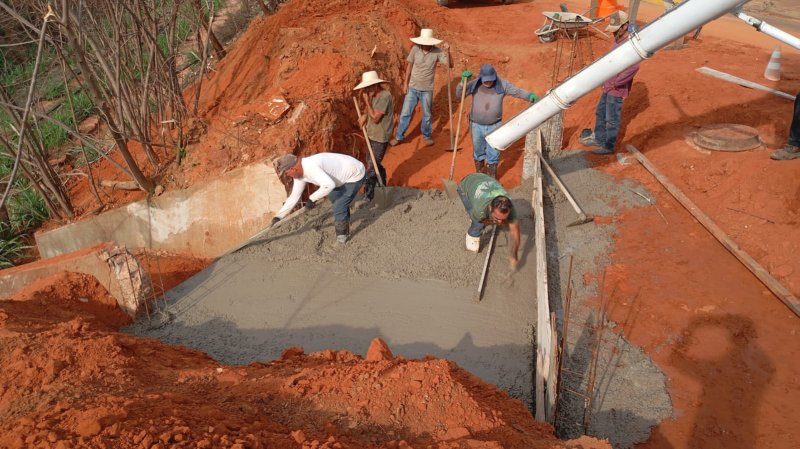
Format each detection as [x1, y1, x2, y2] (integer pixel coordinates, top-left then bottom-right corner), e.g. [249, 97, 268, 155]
[479, 64, 497, 82]
[274, 154, 298, 176]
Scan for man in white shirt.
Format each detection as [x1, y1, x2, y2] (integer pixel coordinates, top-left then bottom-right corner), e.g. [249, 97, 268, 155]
[271, 153, 366, 243]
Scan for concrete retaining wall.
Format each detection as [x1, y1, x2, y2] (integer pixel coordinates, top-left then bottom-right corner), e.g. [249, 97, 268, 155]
[0, 243, 151, 317]
[35, 163, 287, 259]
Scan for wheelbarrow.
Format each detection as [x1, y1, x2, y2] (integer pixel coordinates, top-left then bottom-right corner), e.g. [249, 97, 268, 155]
[535, 11, 608, 43]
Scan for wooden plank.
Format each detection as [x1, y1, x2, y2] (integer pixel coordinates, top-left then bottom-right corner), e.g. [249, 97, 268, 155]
[696, 67, 796, 101]
[626, 144, 800, 318]
[532, 133, 552, 422]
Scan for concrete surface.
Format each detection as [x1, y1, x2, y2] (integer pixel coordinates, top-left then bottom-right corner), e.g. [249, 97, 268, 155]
[542, 150, 673, 448]
[127, 187, 541, 406]
[35, 162, 287, 259]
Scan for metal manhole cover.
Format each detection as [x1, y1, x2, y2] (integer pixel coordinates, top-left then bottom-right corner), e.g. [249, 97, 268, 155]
[688, 123, 762, 152]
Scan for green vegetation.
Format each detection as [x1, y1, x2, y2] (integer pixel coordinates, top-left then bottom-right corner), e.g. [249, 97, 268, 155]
[8, 182, 49, 230]
[0, 229, 31, 269]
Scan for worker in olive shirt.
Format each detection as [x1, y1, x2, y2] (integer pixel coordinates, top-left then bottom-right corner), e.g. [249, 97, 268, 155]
[457, 173, 521, 270]
[354, 70, 394, 202]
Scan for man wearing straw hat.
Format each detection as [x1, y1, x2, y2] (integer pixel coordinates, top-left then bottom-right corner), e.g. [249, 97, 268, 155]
[392, 28, 451, 147]
[354, 71, 394, 202]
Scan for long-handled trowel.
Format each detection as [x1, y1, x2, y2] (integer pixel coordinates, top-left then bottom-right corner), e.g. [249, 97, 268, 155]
[475, 225, 498, 302]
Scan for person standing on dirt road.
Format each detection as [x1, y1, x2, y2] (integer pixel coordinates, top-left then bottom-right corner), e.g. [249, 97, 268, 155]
[580, 10, 641, 156]
[455, 64, 539, 179]
[354, 71, 394, 202]
[392, 28, 451, 147]
[770, 91, 800, 160]
[457, 173, 521, 270]
[271, 153, 365, 244]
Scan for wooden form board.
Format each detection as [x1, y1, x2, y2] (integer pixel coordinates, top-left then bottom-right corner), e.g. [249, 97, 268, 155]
[530, 128, 555, 422]
[626, 144, 800, 318]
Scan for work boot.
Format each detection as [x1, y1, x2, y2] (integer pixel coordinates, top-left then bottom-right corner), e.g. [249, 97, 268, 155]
[579, 129, 599, 147]
[474, 160, 484, 173]
[335, 220, 350, 244]
[364, 176, 377, 202]
[771, 143, 800, 160]
[487, 164, 498, 179]
[465, 233, 480, 252]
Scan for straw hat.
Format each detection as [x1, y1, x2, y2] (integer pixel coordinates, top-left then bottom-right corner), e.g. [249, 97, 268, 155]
[605, 10, 629, 32]
[353, 71, 387, 90]
[410, 28, 442, 46]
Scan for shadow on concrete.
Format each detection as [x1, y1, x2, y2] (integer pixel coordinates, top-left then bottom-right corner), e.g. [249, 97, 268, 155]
[133, 316, 534, 406]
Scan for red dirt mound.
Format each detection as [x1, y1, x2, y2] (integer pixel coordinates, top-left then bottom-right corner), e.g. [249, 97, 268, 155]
[0, 280, 611, 449]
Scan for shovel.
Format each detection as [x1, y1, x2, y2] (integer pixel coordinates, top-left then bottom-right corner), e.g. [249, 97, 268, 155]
[442, 73, 470, 199]
[353, 96, 392, 208]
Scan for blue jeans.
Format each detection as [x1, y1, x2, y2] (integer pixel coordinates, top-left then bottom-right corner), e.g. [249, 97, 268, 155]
[789, 92, 800, 147]
[457, 185, 485, 238]
[470, 121, 502, 165]
[395, 87, 433, 141]
[594, 92, 624, 152]
[328, 178, 364, 223]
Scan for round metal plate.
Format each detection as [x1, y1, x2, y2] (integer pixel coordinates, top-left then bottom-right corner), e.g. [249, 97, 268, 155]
[688, 123, 762, 152]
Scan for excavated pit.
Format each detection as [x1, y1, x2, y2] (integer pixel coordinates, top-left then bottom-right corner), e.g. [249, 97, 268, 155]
[126, 156, 673, 447]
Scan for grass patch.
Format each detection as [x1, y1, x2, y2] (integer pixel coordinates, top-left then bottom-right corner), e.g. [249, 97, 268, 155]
[0, 228, 31, 268]
[67, 144, 100, 167]
[8, 182, 49, 231]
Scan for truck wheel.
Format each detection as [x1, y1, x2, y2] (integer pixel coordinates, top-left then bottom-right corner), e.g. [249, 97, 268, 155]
[437, 0, 449, 6]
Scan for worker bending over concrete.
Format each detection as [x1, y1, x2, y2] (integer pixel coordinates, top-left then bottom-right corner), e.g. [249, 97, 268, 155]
[354, 70, 394, 202]
[457, 173, 521, 270]
[456, 64, 538, 178]
[272, 153, 365, 243]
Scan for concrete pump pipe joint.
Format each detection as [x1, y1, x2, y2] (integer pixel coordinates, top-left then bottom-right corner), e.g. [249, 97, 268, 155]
[485, 0, 747, 150]
[734, 10, 800, 50]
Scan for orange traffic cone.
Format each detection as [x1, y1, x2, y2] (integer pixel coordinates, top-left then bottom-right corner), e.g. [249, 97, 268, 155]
[764, 46, 781, 81]
[597, 0, 622, 18]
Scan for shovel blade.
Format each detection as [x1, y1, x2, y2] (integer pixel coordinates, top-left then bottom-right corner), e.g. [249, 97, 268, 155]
[442, 178, 459, 199]
[374, 186, 393, 209]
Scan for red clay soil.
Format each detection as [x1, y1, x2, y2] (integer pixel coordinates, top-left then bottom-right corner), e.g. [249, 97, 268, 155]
[11, 0, 800, 447]
[131, 250, 212, 297]
[0, 276, 610, 448]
